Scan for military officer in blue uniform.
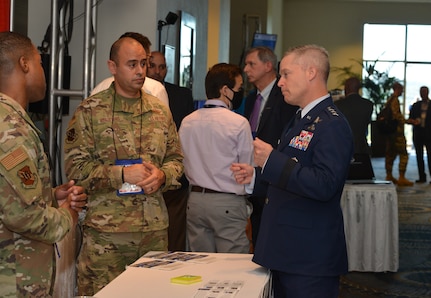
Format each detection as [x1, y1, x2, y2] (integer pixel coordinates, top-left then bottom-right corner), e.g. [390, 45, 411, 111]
[231, 44, 353, 298]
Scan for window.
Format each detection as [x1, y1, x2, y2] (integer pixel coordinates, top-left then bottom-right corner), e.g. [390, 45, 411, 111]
[363, 24, 431, 115]
[363, 24, 431, 145]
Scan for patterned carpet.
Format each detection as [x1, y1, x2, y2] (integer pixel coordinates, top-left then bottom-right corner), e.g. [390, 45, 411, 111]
[339, 155, 431, 298]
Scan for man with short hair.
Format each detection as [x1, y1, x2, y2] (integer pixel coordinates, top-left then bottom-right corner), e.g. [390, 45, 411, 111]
[232, 45, 353, 297]
[243, 46, 297, 248]
[0, 31, 87, 297]
[64, 36, 183, 295]
[335, 76, 373, 155]
[384, 82, 413, 186]
[179, 63, 253, 253]
[147, 51, 194, 129]
[408, 86, 431, 183]
[91, 32, 169, 107]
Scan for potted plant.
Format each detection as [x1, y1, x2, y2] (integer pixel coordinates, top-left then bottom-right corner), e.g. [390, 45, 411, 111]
[332, 59, 399, 156]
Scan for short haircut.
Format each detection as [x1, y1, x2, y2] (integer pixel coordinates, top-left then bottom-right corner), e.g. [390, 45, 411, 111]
[344, 77, 361, 93]
[109, 38, 123, 63]
[284, 44, 330, 81]
[245, 46, 278, 72]
[119, 32, 151, 54]
[109, 33, 150, 63]
[392, 82, 403, 90]
[109, 36, 146, 64]
[205, 63, 242, 99]
[0, 31, 34, 75]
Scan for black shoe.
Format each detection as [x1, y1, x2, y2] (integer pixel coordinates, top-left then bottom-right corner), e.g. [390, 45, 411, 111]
[416, 179, 426, 183]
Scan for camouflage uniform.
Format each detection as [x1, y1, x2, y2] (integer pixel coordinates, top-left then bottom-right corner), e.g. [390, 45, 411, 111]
[385, 94, 409, 173]
[64, 83, 183, 295]
[0, 93, 73, 297]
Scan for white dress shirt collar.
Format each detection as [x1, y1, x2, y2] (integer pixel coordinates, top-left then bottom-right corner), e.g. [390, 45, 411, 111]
[300, 93, 330, 118]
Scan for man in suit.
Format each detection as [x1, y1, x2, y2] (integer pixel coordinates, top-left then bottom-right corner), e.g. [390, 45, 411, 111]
[335, 77, 374, 180]
[231, 45, 353, 297]
[335, 77, 373, 155]
[147, 50, 194, 251]
[148, 51, 195, 128]
[243, 46, 297, 249]
[408, 86, 431, 183]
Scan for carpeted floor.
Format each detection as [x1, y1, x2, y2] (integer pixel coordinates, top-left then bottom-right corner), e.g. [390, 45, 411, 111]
[339, 153, 431, 298]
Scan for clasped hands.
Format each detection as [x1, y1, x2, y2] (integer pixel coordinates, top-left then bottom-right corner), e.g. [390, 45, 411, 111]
[122, 161, 165, 194]
[56, 180, 87, 224]
[231, 138, 273, 184]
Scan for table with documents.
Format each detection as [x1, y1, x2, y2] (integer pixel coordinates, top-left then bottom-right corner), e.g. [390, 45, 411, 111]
[341, 182, 399, 272]
[94, 251, 272, 298]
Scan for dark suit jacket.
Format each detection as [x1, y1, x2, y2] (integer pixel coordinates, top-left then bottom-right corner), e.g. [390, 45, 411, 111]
[409, 99, 431, 141]
[164, 82, 195, 130]
[335, 93, 373, 154]
[244, 79, 298, 148]
[252, 97, 352, 277]
[164, 81, 194, 189]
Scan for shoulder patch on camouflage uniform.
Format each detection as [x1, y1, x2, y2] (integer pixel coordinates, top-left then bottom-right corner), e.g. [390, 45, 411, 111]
[0, 146, 27, 170]
[18, 165, 37, 188]
[65, 128, 78, 144]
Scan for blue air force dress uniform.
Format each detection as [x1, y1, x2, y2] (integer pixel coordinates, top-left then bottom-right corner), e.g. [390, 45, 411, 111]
[252, 96, 353, 278]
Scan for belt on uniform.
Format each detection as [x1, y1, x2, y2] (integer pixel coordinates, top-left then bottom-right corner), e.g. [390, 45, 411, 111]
[191, 185, 223, 194]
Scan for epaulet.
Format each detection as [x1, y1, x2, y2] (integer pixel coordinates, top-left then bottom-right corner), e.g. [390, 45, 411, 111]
[327, 106, 340, 117]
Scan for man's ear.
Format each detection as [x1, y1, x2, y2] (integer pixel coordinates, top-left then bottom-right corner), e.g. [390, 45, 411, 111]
[307, 66, 317, 81]
[107, 59, 116, 75]
[220, 85, 229, 98]
[264, 61, 273, 73]
[19, 56, 29, 73]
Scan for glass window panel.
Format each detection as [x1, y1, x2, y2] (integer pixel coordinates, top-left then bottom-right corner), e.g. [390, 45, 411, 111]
[368, 61, 405, 81]
[405, 63, 431, 113]
[363, 24, 406, 61]
[406, 25, 431, 62]
[363, 24, 431, 146]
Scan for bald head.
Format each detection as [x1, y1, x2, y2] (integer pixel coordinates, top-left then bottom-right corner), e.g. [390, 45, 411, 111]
[147, 51, 167, 82]
[107, 37, 147, 98]
[119, 32, 152, 54]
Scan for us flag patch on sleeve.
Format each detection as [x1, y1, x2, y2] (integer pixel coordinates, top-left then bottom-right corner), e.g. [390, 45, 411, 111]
[0, 146, 27, 170]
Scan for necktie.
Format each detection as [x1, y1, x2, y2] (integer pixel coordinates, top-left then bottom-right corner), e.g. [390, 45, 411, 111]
[249, 94, 263, 132]
[293, 110, 302, 127]
[286, 109, 302, 131]
[280, 110, 302, 147]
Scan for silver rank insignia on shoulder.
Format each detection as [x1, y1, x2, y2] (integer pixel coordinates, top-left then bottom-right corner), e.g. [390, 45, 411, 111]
[327, 106, 339, 116]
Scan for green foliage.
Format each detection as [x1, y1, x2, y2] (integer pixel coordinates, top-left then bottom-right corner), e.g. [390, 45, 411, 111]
[332, 59, 398, 114]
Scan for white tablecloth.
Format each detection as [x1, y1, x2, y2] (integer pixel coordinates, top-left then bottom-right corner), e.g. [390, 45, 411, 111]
[94, 252, 271, 298]
[341, 183, 399, 272]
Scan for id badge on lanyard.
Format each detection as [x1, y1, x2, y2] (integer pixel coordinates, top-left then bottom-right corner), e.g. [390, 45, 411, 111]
[115, 158, 144, 196]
